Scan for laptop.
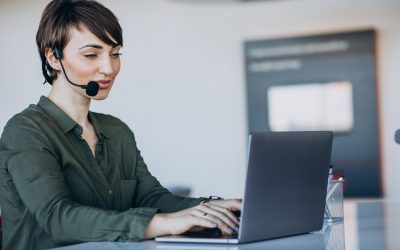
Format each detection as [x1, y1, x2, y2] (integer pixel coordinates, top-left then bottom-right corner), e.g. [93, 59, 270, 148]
[155, 131, 333, 244]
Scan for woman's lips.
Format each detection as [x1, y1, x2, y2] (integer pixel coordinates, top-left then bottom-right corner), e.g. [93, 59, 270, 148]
[97, 80, 112, 89]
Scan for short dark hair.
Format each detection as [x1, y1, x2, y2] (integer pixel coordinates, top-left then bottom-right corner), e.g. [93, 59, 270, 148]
[36, 0, 123, 85]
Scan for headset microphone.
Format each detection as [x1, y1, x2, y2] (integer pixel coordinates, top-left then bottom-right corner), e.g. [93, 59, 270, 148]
[52, 47, 99, 97]
[395, 129, 400, 145]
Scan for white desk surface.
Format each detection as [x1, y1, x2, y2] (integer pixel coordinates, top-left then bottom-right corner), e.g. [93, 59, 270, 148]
[49, 200, 400, 250]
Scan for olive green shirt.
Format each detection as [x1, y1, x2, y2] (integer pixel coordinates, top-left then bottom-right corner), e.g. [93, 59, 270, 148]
[0, 96, 204, 250]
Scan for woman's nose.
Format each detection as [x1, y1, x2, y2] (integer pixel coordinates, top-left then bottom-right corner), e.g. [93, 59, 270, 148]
[99, 56, 115, 75]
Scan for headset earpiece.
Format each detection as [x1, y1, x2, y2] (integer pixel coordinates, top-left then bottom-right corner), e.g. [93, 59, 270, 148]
[52, 46, 61, 60]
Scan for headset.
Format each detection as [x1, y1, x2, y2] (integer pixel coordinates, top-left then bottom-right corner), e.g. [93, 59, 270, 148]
[52, 46, 99, 97]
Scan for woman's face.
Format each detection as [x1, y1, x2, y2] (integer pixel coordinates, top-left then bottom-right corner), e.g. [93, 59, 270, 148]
[59, 26, 121, 100]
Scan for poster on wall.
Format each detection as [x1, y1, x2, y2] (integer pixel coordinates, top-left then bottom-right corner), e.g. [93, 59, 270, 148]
[267, 81, 354, 132]
[244, 29, 381, 197]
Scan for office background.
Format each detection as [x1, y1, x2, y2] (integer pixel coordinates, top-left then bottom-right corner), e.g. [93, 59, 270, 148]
[245, 30, 382, 197]
[0, 0, 399, 199]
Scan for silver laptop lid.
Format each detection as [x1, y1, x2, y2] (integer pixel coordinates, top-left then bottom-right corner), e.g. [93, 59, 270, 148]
[239, 131, 333, 243]
[155, 131, 333, 244]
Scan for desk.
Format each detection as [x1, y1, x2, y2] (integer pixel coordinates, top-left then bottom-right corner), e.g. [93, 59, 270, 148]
[50, 200, 400, 250]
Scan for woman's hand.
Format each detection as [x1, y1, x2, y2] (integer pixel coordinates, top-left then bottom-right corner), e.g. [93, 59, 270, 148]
[143, 198, 242, 239]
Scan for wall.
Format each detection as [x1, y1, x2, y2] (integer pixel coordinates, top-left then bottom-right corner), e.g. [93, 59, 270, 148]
[0, 0, 399, 199]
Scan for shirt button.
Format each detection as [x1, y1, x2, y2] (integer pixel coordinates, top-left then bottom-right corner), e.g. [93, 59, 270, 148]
[108, 190, 113, 195]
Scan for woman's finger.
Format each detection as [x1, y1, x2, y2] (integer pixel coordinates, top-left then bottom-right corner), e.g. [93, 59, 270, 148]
[211, 199, 242, 211]
[191, 214, 218, 229]
[191, 209, 210, 219]
[198, 213, 236, 235]
[196, 205, 238, 232]
[204, 203, 239, 225]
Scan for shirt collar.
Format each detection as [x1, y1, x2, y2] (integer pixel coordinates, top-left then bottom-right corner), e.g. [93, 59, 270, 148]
[37, 96, 109, 139]
[37, 96, 78, 135]
[88, 111, 110, 140]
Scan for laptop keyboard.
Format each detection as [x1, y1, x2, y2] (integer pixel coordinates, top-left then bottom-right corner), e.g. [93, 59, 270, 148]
[183, 228, 223, 237]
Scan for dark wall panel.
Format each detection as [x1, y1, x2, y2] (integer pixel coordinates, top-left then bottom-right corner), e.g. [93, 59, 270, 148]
[244, 29, 381, 197]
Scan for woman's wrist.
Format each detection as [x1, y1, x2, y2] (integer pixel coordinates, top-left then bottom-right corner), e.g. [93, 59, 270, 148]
[143, 213, 169, 239]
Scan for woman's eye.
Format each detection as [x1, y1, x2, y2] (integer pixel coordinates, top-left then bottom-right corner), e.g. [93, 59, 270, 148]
[111, 53, 122, 59]
[84, 54, 97, 58]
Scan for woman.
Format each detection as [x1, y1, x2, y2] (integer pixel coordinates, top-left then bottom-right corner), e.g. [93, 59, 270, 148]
[0, 0, 241, 249]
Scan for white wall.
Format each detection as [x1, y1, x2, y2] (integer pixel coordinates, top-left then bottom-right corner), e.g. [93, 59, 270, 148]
[0, 0, 399, 199]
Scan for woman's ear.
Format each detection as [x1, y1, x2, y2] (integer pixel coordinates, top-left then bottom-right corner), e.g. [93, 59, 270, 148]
[45, 47, 61, 71]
